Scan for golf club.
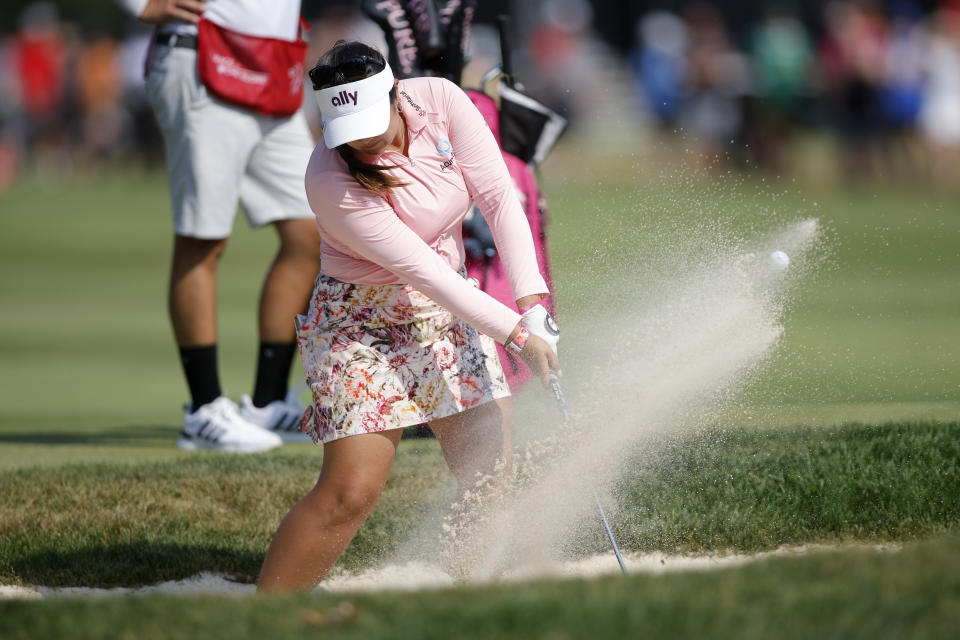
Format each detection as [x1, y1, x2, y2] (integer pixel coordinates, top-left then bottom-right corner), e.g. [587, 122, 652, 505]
[548, 371, 629, 575]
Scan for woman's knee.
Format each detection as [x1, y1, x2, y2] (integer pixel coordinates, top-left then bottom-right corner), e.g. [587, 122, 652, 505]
[432, 401, 506, 486]
[464, 402, 506, 453]
[304, 479, 385, 528]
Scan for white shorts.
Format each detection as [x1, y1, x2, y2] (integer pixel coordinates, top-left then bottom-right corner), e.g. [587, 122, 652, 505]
[145, 44, 314, 239]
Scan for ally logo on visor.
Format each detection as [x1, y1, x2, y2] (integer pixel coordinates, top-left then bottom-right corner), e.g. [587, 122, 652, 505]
[314, 65, 394, 117]
[329, 90, 358, 107]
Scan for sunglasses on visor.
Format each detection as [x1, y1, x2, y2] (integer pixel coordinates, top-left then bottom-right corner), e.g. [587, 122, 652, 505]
[309, 56, 387, 91]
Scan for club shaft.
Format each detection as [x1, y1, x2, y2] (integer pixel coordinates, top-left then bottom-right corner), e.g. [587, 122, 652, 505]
[549, 372, 628, 575]
[593, 490, 628, 575]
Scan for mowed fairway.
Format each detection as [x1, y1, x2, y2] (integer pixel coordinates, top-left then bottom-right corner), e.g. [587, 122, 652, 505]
[1, 148, 959, 637]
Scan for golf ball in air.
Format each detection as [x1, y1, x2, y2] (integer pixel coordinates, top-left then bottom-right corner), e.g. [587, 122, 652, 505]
[769, 250, 790, 270]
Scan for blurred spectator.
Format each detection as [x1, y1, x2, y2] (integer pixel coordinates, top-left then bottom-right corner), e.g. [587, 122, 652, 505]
[75, 33, 127, 161]
[747, 1, 814, 172]
[629, 10, 688, 129]
[0, 37, 22, 191]
[9, 2, 66, 166]
[677, 2, 750, 163]
[526, 0, 595, 124]
[116, 22, 162, 167]
[818, 1, 888, 178]
[919, 0, 960, 185]
[873, 1, 928, 178]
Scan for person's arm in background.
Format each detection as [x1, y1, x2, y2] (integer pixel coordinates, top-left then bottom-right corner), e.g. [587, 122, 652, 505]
[116, 0, 206, 23]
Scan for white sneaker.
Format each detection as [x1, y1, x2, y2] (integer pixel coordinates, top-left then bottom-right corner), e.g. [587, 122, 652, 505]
[177, 396, 283, 453]
[239, 392, 310, 443]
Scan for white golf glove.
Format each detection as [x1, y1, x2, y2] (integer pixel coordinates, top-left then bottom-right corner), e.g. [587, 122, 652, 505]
[521, 304, 559, 355]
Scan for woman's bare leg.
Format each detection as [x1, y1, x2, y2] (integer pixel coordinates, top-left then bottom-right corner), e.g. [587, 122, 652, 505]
[429, 399, 512, 580]
[257, 429, 403, 593]
[428, 399, 506, 492]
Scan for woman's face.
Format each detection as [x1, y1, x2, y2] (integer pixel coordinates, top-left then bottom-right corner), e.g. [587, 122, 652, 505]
[346, 107, 403, 156]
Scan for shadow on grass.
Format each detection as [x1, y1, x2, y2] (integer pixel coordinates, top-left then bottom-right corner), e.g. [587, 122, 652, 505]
[8, 541, 262, 588]
[0, 425, 176, 447]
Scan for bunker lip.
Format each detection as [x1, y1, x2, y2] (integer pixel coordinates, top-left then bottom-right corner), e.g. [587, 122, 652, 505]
[0, 543, 898, 600]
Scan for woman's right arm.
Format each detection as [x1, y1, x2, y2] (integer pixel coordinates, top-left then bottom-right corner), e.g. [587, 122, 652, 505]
[308, 172, 523, 345]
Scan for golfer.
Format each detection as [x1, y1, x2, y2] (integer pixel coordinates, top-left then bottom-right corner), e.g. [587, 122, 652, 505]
[257, 41, 560, 592]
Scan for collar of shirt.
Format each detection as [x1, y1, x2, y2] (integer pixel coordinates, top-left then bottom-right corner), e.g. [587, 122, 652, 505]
[396, 83, 429, 135]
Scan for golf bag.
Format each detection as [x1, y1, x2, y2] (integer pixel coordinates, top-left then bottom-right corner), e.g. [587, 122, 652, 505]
[361, 0, 474, 85]
[364, 1, 567, 389]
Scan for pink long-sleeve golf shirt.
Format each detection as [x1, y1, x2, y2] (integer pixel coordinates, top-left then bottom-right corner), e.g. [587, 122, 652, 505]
[304, 76, 549, 344]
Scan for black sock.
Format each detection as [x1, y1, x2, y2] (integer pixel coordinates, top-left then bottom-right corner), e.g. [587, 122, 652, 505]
[179, 344, 221, 410]
[252, 341, 297, 407]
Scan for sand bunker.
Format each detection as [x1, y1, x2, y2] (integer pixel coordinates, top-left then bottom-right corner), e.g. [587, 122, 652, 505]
[2, 543, 895, 600]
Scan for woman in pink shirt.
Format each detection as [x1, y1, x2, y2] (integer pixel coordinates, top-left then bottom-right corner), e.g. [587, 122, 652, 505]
[257, 41, 560, 592]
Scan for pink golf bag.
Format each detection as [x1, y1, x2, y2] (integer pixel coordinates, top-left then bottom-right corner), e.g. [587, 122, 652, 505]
[461, 90, 554, 388]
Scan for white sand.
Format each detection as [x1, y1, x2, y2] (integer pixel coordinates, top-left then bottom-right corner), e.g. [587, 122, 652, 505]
[0, 585, 42, 599]
[1, 543, 895, 600]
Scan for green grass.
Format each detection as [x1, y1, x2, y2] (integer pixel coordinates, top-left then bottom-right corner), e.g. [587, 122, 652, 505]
[0, 441, 450, 587]
[1, 422, 956, 588]
[3, 534, 959, 640]
[616, 421, 960, 551]
[0, 171, 267, 436]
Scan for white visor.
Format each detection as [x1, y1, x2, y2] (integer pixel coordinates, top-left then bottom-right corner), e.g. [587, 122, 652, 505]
[314, 65, 395, 149]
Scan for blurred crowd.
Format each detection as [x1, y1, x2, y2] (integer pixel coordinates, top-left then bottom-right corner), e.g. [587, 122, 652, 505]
[2, 0, 960, 191]
[625, 0, 960, 183]
[0, 2, 161, 190]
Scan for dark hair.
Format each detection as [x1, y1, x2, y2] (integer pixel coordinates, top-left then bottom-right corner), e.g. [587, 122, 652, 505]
[311, 41, 407, 194]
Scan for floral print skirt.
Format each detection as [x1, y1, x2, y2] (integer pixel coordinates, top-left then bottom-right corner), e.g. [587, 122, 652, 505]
[295, 273, 511, 444]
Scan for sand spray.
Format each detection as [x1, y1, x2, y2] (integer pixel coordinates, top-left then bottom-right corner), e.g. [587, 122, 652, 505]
[428, 217, 824, 581]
